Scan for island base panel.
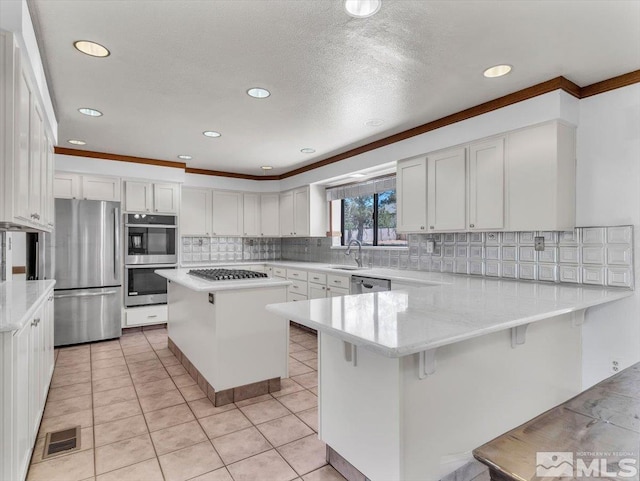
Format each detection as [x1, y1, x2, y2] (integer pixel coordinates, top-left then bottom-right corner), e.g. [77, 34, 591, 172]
[320, 312, 582, 481]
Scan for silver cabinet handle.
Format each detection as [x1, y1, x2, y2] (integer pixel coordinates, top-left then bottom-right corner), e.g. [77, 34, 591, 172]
[420, 226, 425, 230]
[31, 318, 40, 327]
[54, 290, 118, 299]
[470, 224, 475, 228]
[147, 315, 158, 318]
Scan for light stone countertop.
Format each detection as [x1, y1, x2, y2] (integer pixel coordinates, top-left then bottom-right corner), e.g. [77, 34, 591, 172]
[266, 278, 632, 358]
[156, 268, 292, 292]
[0, 280, 56, 333]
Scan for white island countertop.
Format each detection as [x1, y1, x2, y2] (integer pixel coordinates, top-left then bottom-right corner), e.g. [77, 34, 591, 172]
[0, 280, 56, 333]
[266, 278, 632, 358]
[156, 268, 292, 292]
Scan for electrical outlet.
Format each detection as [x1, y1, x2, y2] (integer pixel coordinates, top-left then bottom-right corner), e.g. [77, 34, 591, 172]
[426, 240, 435, 254]
[487, 233, 497, 242]
[534, 236, 545, 251]
[610, 358, 630, 374]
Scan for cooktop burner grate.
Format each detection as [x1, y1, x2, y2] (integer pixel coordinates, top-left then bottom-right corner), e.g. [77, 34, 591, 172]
[187, 268, 268, 281]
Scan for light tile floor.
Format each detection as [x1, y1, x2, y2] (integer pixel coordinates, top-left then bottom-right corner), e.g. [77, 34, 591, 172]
[27, 325, 347, 481]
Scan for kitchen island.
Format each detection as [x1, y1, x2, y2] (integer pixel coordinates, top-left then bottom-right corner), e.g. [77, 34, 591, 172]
[157, 268, 291, 405]
[266, 279, 632, 481]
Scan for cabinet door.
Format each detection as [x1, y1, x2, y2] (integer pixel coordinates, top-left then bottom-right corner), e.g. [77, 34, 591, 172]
[153, 183, 179, 213]
[43, 137, 54, 229]
[468, 138, 505, 230]
[15, 69, 31, 221]
[29, 305, 44, 439]
[212, 190, 243, 236]
[181, 187, 212, 236]
[44, 294, 55, 382]
[279, 191, 294, 237]
[29, 102, 43, 225]
[54, 173, 81, 199]
[243, 193, 260, 236]
[396, 156, 427, 232]
[260, 193, 280, 237]
[427, 147, 466, 231]
[293, 187, 309, 236]
[12, 321, 31, 481]
[309, 284, 327, 299]
[82, 175, 121, 201]
[125, 181, 152, 212]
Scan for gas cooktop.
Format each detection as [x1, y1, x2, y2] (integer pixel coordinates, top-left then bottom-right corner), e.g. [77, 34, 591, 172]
[187, 268, 268, 281]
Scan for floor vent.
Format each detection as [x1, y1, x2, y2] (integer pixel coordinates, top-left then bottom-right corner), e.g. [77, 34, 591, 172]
[42, 426, 81, 459]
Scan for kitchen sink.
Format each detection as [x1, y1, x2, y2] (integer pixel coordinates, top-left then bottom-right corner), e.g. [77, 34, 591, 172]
[328, 265, 368, 271]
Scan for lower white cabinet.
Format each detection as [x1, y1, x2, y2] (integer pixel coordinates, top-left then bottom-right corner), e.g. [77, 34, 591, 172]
[124, 304, 168, 327]
[1, 288, 54, 481]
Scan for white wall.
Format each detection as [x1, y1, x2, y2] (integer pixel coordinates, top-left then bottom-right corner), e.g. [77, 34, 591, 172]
[576, 83, 640, 387]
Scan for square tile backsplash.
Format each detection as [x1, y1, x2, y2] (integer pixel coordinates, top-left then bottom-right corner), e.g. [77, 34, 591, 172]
[182, 226, 634, 289]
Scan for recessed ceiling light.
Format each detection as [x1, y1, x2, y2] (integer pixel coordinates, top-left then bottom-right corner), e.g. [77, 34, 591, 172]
[345, 0, 382, 18]
[247, 87, 270, 99]
[178, 155, 192, 160]
[203, 131, 221, 138]
[350, 173, 366, 178]
[67, 139, 86, 145]
[73, 40, 110, 57]
[483, 64, 512, 78]
[365, 119, 384, 127]
[261, 166, 273, 170]
[78, 107, 102, 117]
[300, 148, 316, 154]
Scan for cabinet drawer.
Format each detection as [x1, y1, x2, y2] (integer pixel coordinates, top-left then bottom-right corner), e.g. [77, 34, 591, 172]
[272, 267, 287, 278]
[288, 281, 308, 296]
[288, 292, 308, 302]
[287, 269, 308, 281]
[308, 272, 327, 285]
[328, 286, 350, 297]
[327, 274, 350, 289]
[125, 305, 168, 326]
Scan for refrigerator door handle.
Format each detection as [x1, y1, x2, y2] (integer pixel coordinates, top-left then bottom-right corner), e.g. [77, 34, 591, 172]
[114, 207, 120, 281]
[54, 290, 119, 299]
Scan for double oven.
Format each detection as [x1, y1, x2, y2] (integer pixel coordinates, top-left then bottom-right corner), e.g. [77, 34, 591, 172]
[124, 213, 177, 307]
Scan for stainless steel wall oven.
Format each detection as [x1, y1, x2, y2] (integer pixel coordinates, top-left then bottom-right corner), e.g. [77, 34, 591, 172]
[125, 213, 177, 265]
[125, 264, 175, 307]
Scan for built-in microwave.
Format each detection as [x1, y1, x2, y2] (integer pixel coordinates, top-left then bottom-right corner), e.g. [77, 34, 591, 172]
[125, 213, 177, 265]
[125, 265, 175, 307]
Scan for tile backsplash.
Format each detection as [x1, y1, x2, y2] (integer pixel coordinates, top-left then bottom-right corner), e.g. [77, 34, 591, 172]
[182, 226, 634, 288]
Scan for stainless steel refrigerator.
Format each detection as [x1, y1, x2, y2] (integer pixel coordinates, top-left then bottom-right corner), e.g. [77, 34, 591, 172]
[53, 199, 122, 346]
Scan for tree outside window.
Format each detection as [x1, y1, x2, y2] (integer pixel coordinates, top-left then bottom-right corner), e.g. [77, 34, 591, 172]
[341, 189, 406, 247]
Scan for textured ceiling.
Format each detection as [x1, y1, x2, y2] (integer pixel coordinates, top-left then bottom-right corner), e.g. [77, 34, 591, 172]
[29, 0, 640, 176]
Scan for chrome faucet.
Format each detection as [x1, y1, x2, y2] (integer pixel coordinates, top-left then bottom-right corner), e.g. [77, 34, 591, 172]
[345, 239, 363, 268]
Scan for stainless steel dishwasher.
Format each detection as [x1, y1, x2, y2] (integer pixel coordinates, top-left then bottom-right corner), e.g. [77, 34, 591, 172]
[350, 275, 391, 294]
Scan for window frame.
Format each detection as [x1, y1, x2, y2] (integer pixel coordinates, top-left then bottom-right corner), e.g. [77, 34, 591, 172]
[340, 191, 403, 247]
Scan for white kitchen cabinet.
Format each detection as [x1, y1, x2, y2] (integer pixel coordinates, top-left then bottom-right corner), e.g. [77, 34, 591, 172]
[43, 136, 55, 229]
[153, 183, 179, 214]
[279, 186, 326, 237]
[125, 181, 152, 212]
[243, 193, 260, 236]
[125, 181, 179, 214]
[260, 193, 280, 237]
[309, 284, 328, 299]
[15, 64, 32, 224]
[327, 286, 350, 297]
[427, 147, 466, 232]
[124, 304, 168, 327]
[468, 137, 505, 230]
[212, 190, 243, 236]
[53, 172, 81, 199]
[1, 287, 54, 481]
[396, 156, 428, 232]
[54, 172, 121, 202]
[181, 187, 212, 236]
[28, 102, 44, 227]
[506, 120, 576, 231]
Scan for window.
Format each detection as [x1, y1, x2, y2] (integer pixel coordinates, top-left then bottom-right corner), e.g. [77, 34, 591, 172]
[340, 188, 407, 247]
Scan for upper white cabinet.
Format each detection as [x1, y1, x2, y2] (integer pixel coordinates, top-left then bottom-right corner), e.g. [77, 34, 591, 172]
[397, 121, 574, 233]
[427, 147, 466, 231]
[181, 187, 212, 236]
[54, 172, 121, 201]
[397, 156, 428, 232]
[125, 181, 179, 214]
[260, 193, 280, 237]
[506, 121, 576, 231]
[0, 32, 54, 232]
[468, 137, 505, 230]
[280, 185, 327, 237]
[243, 193, 260, 236]
[212, 190, 243, 236]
